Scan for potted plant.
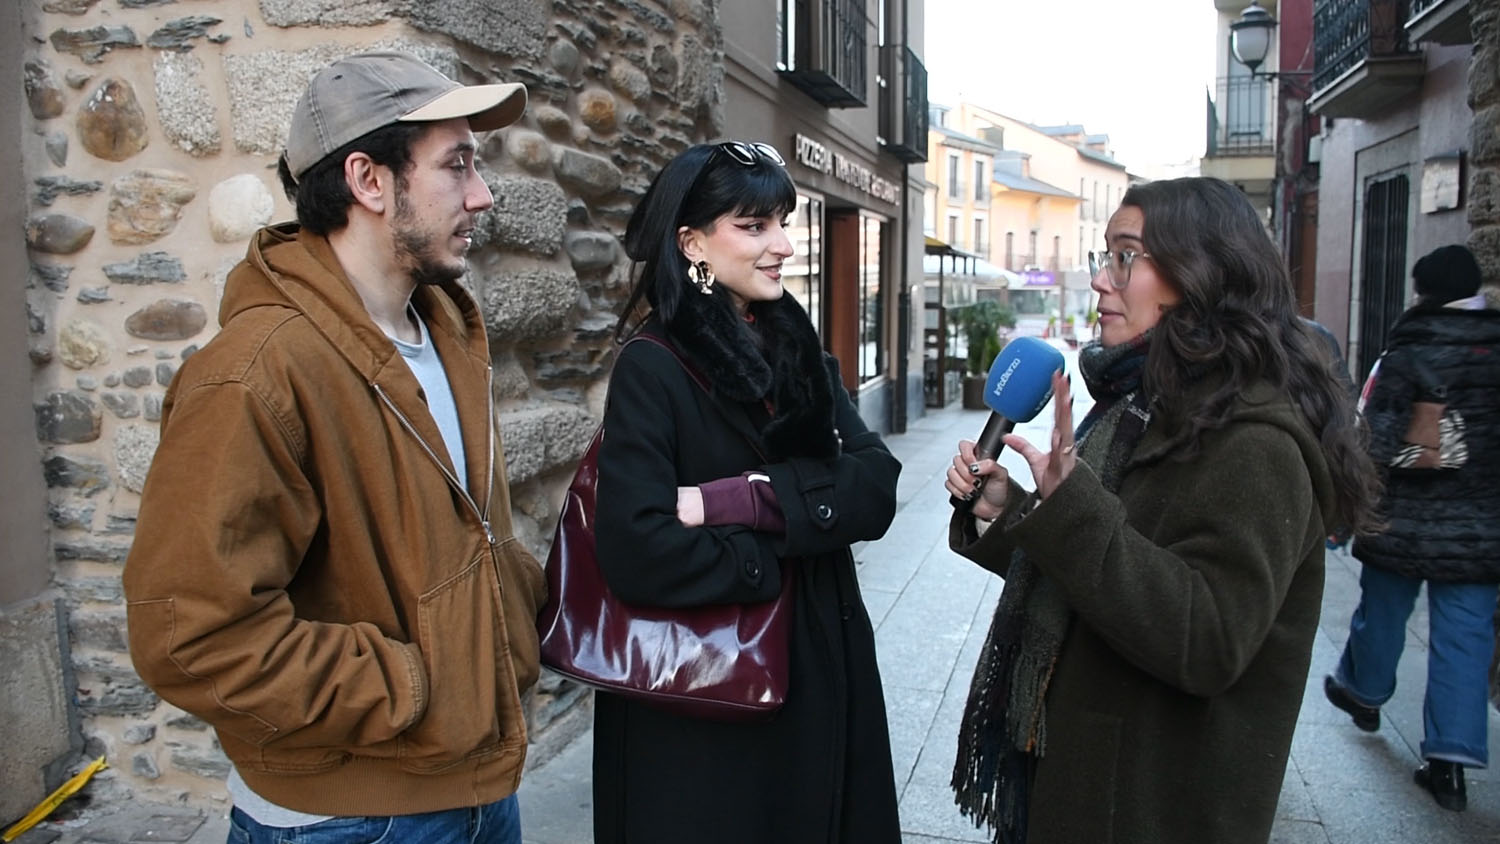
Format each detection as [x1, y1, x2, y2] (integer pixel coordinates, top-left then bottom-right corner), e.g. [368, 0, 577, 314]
[954, 301, 1016, 409]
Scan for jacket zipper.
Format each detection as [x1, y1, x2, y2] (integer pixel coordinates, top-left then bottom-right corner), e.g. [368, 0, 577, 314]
[371, 372, 498, 548]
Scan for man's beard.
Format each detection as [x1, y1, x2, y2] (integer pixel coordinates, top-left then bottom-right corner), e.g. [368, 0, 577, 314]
[392, 186, 466, 287]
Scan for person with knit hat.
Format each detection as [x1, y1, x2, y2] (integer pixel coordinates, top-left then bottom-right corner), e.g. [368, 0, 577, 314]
[1325, 243, 1500, 813]
[124, 52, 544, 842]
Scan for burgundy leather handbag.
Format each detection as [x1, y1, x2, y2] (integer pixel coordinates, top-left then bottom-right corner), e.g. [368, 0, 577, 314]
[535, 335, 793, 722]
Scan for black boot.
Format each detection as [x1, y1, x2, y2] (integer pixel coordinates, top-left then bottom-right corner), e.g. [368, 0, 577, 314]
[1323, 674, 1379, 732]
[1413, 760, 1466, 812]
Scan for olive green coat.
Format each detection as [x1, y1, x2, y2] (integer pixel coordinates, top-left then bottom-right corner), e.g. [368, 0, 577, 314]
[952, 383, 1334, 844]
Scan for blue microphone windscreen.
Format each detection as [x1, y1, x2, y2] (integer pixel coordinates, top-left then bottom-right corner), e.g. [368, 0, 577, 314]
[983, 336, 1066, 422]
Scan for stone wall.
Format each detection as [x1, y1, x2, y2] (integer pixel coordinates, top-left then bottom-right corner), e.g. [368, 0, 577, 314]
[19, 0, 723, 809]
[1472, 0, 1500, 285]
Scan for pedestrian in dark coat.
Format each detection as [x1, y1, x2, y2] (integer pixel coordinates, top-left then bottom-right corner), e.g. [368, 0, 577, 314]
[1326, 243, 1500, 812]
[943, 177, 1381, 844]
[590, 141, 903, 843]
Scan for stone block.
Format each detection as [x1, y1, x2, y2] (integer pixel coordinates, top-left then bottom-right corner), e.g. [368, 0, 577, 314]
[133, 751, 161, 779]
[32, 176, 103, 207]
[1470, 168, 1500, 226]
[57, 320, 111, 369]
[563, 231, 619, 273]
[578, 88, 618, 133]
[123, 723, 157, 744]
[108, 169, 197, 245]
[260, 0, 389, 26]
[101, 392, 141, 419]
[125, 299, 208, 341]
[477, 176, 567, 254]
[479, 265, 579, 343]
[553, 147, 623, 200]
[26, 214, 95, 254]
[154, 51, 221, 157]
[45, 131, 69, 167]
[398, 0, 546, 60]
[1470, 225, 1500, 286]
[103, 251, 186, 285]
[497, 404, 597, 484]
[78, 78, 150, 162]
[35, 391, 102, 444]
[549, 39, 580, 78]
[223, 39, 457, 157]
[43, 454, 110, 494]
[608, 61, 651, 104]
[31, 262, 73, 292]
[504, 130, 552, 174]
[49, 25, 140, 64]
[54, 538, 131, 563]
[208, 174, 274, 242]
[25, 58, 66, 119]
[0, 599, 78, 825]
[48, 498, 95, 529]
[70, 608, 127, 652]
[115, 422, 160, 494]
[146, 15, 223, 51]
[122, 365, 154, 388]
[534, 105, 572, 141]
[169, 741, 231, 780]
[1473, 105, 1500, 166]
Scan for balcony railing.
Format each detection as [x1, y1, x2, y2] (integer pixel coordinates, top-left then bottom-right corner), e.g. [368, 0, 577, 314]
[1205, 75, 1276, 157]
[1406, 0, 1471, 44]
[878, 44, 928, 163]
[781, 0, 869, 108]
[1313, 0, 1417, 92]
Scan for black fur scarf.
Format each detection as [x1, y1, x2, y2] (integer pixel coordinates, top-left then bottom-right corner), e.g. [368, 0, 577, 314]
[664, 289, 840, 461]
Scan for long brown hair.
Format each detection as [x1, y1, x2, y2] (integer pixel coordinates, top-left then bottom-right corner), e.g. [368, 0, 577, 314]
[1122, 177, 1381, 535]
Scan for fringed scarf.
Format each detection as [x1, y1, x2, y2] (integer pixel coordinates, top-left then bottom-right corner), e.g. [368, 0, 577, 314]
[952, 333, 1154, 844]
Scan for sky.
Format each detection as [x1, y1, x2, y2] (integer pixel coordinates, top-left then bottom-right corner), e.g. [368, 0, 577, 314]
[921, 0, 1219, 176]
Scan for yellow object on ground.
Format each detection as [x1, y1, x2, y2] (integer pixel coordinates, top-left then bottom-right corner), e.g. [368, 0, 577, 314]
[2, 756, 108, 842]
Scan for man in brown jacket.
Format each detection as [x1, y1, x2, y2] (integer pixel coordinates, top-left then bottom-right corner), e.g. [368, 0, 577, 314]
[123, 51, 548, 842]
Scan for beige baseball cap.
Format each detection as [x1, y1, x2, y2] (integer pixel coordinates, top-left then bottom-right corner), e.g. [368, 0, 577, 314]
[284, 50, 527, 181]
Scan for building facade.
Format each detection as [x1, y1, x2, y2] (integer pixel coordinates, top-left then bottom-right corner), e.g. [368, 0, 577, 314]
[1308, 0, 1474, 381]
[4, 0, 737, 816]
[721, 0, 929, 434]
[925, 102, 1125, 336]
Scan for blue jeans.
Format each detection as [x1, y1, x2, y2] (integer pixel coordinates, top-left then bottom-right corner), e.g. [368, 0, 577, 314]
[227, 795, 520, 844]
[1335, 564, 1498, 767]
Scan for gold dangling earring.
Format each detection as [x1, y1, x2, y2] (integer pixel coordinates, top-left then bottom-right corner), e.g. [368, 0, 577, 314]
[689, 260, 716, 295]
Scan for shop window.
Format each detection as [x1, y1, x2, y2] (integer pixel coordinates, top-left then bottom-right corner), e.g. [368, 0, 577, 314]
[784, 193, 824, 337]
[857, 213, 886, 384]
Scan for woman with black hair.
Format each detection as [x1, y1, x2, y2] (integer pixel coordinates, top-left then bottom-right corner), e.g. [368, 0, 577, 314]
[590, 142, 903, 843]
[943, 177, 1382, 844]
[1325, 243, 1500, 813]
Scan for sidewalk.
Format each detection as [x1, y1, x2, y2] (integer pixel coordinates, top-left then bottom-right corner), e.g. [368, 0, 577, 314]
[17, 399, 1500, 844]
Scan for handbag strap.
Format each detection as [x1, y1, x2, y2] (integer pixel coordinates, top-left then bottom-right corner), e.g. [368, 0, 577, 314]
[618, 331, 769, 461]
[622, 332, 711, 394]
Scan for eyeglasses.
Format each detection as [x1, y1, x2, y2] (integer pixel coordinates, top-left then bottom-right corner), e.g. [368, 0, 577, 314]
[717, 140, 785, 167]
[1088, 248, 1151, 290]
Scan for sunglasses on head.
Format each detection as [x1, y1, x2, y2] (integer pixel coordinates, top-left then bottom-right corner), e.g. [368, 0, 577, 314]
[716, 140, 786, 167]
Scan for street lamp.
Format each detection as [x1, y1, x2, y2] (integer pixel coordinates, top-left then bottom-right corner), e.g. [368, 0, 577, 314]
[1230, 0, 1314, 89]
[1229, 1, 1276, 76]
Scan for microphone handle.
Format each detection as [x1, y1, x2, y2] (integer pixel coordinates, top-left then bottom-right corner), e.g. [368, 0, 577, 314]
[971, 414, 1017, 495]
[975, 414, 1016, 461]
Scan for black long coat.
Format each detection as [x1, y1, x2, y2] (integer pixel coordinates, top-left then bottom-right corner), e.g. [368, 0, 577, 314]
[1353, 303, 1500, 581]
[591, 326, 903, 843]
